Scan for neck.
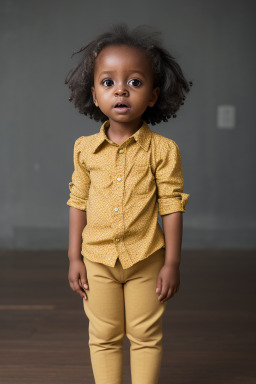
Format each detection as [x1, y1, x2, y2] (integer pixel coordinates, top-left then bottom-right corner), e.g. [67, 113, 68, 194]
[107, 118, 143, 138]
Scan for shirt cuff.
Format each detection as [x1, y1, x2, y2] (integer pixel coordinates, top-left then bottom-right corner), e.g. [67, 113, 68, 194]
[66, 198, 87, 211]
[158, 193, 190, 215]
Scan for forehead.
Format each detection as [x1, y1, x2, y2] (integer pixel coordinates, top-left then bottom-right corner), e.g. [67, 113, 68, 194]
[94, 45, 153, 74]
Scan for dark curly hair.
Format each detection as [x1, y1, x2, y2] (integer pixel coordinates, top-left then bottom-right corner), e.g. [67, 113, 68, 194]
[64, 23, 193, 126]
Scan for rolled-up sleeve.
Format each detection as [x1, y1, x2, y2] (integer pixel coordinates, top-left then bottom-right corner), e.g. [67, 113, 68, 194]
[156, 140, 190, 215]
[66, 137, 91, 211]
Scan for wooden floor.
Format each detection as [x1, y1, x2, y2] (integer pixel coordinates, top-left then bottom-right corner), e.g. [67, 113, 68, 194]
[0, 249, 255, 384]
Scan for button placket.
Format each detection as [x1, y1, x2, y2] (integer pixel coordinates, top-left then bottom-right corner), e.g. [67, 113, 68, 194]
[113, 146, 125, 246]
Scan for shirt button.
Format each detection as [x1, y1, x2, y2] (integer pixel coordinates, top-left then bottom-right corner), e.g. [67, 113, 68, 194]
[114, 207, 119, 211]
[115, 238, 120, 242]
[117, 177, 121, 181]
[119, 149, 123, 153]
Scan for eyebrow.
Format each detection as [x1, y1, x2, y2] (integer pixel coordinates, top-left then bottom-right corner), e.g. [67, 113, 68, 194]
[98, 70, 145, 78]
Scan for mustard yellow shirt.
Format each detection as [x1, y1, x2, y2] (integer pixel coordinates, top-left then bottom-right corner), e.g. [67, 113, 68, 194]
[67, 119, 190, 269]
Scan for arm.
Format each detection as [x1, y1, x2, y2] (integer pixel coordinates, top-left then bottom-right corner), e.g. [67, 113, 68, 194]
[155, 212, 182, 304]
[66, 137, 91, 299]
[155, 140, 189, 303]
[68, 206, 87, 261]
[67, 207, 89, 299]
[161, 211, 183, 267]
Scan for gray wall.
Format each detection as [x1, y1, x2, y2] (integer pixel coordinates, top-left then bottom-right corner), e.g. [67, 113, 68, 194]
[1, 0, 255, 250]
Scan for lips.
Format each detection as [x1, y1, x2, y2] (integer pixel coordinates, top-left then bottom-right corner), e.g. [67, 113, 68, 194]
[114, 101, 131, 108]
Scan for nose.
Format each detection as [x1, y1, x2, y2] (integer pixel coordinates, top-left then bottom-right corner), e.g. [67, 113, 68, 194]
[114, 87, 128, 96]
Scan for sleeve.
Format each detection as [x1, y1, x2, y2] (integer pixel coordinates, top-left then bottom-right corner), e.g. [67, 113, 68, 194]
[66, 137, 91, 211]
[155, 140, 190, 215]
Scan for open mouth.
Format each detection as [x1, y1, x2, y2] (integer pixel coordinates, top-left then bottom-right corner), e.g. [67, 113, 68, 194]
[114, 103, 130, 108]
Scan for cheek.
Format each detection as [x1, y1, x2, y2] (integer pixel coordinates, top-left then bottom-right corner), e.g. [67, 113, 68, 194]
[95, 93, 111, 114]
[94, 89, 106, 104]
[100, 93, 112, 108]
[134, 88, 152, 106]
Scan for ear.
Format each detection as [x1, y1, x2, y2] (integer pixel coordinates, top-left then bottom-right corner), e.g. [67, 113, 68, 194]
[148, 86, 160, 107]
[91, 86, 99, 107]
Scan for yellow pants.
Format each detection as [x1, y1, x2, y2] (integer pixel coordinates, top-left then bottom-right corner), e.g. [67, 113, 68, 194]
[82, 247, 167, 384]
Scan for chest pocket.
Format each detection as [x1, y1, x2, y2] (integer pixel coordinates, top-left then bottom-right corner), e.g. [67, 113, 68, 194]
[131, 162, 155, 196]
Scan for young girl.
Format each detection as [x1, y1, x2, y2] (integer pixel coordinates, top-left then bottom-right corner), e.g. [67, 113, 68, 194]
[65, 23, 192, 384]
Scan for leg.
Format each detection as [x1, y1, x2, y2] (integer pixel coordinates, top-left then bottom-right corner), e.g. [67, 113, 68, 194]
[123, 249, 167, 384]
[83, 257, 125, 384]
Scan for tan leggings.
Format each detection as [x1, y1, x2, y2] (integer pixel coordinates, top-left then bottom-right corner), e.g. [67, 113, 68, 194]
[82, 247, 167, 384]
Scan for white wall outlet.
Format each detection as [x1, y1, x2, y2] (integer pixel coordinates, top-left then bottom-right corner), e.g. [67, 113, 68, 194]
[217, 105, 236, 129]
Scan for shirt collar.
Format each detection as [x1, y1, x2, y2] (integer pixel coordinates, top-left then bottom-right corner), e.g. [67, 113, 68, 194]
[91, 120, 152, 154]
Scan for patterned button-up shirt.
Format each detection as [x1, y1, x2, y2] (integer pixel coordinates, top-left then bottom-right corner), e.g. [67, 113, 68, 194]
[67, 119, 190, 269]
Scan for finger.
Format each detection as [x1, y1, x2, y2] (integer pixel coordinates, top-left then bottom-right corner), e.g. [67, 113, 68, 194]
[173, 284, 180, 294]
[80, 269, 89, 290]
[71, 279, 86, 299]
[158, 284, 168, 302]
[79, 276, 88, 290]
[78, 278, 88, 300]
[156, 276, 162, 295]
[161, 287, 172, 303]
[167, 287, 173, 300]
[68, 273, 87, 300]
[79, 276, 89, 300]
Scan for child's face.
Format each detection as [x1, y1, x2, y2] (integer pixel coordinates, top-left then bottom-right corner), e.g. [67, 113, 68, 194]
[91, 44, 160, 126]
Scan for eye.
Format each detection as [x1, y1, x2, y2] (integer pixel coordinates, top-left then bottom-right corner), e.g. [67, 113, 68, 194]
[128, 78, 142, 87]
[102, 79, 114, 87]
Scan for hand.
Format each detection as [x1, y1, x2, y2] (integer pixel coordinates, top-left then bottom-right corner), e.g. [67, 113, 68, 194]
[156, 264, 180, 303]
[68, 259, 89, 300]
